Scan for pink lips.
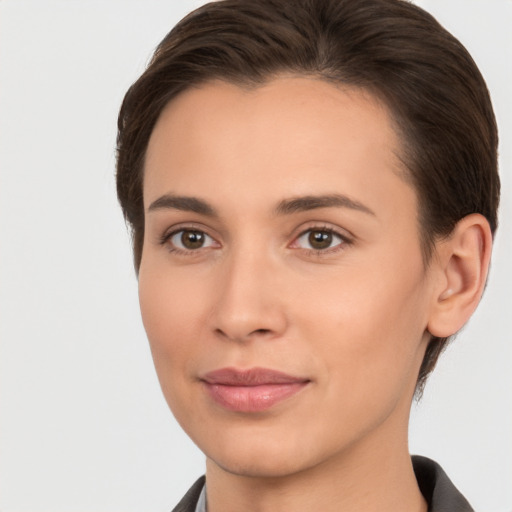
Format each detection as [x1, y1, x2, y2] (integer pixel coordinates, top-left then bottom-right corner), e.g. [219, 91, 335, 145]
[201, 367, 310, 412]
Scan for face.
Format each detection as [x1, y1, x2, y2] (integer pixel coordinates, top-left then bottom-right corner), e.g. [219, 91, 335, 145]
[139, 76, 435, 478]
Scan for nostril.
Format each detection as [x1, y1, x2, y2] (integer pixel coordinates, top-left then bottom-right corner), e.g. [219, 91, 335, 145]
[252, 328, 271, 335]
[213, 327, 273, 341]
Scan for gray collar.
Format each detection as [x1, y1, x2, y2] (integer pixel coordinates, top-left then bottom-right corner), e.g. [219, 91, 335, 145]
[194, 483, 207, 512]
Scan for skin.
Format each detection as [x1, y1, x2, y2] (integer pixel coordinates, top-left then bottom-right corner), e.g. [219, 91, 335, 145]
[138, 76, 491, 512]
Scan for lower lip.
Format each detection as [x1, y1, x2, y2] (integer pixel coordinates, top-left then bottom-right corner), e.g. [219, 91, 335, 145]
[203, 382, 308, 412]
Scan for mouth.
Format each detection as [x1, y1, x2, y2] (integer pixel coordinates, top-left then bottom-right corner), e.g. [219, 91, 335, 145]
[200, 367, 310, 413]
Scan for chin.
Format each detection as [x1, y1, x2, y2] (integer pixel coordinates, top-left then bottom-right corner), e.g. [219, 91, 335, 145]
[210, 450, 312, 479]
[200, 423, 327, 479]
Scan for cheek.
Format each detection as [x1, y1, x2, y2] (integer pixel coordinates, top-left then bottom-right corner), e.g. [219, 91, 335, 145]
[137, 266, 215, 435]
[294, 256, 429, 400]
[139, 255, 208, 329]
[138, 265, 207, 382]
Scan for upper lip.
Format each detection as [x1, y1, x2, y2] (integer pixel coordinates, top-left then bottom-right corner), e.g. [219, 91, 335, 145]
[201, 367, 309, 386]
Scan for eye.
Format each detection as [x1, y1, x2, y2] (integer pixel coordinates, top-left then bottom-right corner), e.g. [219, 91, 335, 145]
[167, 229, 217, 251]
[293, 228, 346, 251]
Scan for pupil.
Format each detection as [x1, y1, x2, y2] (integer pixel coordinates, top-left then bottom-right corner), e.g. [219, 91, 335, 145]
[308, 230, 332, 249]
[182, 230, 204, 249]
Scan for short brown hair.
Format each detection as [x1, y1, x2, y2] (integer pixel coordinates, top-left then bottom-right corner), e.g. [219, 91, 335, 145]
[116, 0, 499, 393]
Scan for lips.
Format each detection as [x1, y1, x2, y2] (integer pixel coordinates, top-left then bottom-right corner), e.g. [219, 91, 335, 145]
[201, 367, 310, 412]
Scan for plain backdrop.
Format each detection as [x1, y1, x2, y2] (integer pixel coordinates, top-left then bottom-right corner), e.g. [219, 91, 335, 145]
[0, 1, 511, 511]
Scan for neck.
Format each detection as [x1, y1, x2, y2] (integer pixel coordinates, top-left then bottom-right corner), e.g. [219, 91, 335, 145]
[204, 414, 427, 512]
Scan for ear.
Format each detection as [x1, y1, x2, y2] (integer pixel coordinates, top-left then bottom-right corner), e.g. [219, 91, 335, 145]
[427, 214, 493, 338]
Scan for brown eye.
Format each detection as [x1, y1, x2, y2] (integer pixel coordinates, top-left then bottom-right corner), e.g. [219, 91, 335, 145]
[168, 229, 216, 251]
[181, 230, 205, 249]
[308, 230, 333, 250]
[294, 228, 345, 251]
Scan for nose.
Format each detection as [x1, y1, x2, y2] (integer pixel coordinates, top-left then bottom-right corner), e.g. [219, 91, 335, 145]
[210, 249, 288, 343]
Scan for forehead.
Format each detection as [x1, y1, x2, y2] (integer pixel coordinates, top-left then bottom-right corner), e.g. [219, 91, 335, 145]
[144, 76, 415, 220]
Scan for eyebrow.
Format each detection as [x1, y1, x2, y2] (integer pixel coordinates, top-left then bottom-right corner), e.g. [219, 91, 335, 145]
[147, 193, 375, 217]
[274, 194, 375, 216]
[147, 194, 218, 216]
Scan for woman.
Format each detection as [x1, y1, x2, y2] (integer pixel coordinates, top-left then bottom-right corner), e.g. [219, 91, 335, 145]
[116, 0, 499, 510]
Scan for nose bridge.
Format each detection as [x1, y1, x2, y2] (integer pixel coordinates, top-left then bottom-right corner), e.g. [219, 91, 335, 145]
[211, 240, 286, 341]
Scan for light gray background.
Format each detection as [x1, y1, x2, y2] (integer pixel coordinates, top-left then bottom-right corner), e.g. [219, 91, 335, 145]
[0, 1, 510, 511]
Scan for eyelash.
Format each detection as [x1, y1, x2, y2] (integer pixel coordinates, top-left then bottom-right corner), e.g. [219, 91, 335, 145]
[159, 225, 352, 257]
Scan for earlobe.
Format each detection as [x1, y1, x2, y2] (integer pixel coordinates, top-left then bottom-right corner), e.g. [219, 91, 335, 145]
[427, 214, 493, 338]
